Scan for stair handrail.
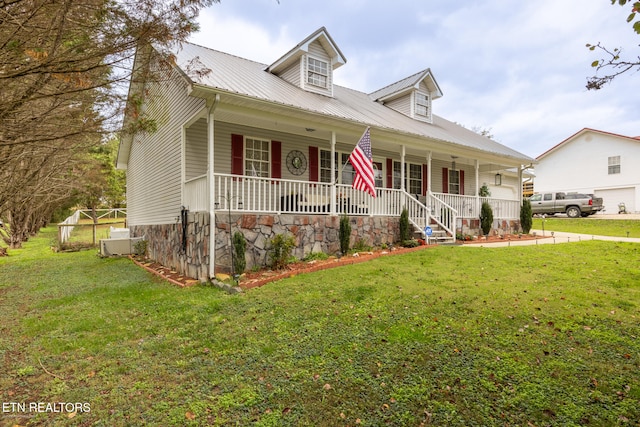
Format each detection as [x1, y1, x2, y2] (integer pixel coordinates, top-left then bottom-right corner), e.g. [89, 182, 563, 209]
[401, 191, 457, 238]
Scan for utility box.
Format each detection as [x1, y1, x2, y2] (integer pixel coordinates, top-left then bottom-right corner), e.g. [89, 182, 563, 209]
[109, 226, 130, 239]
[100, 237, 143, 256]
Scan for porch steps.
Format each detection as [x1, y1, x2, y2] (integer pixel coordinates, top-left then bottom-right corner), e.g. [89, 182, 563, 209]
[412, 226, 455, 245]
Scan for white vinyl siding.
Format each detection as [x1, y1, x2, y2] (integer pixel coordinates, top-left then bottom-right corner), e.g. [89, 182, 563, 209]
[279, 62, 301, 87]
[185, 117, 208, 180]
[385, 96, 412, 117]
[126, 65, 206, 226]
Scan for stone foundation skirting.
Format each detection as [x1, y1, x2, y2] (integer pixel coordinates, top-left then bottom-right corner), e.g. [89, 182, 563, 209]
[131, 211, 520, 280]
[214, 213, 400, 274]
[130, 211, 209, 282]
[458, 219, 522, 237]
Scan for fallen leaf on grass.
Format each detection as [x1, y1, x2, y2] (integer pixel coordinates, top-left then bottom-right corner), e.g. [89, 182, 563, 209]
[185, 411, 196, 420]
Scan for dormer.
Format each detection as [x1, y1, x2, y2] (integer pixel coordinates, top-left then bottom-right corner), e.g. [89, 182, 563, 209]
[266, 27, 346, 97]
[369, 69, 443, 124]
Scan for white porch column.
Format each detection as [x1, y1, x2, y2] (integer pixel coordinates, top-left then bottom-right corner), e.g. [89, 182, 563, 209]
[401, 145, 406, 192]
[475, 159, 480, 215]
[517, 165, 523, 205]
[427, 151, 432, 194]
[207, 95, 219, 280]
[330, 131, 337, 216]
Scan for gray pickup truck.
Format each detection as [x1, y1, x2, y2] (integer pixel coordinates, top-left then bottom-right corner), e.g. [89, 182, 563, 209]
[529, 192, 604, 218]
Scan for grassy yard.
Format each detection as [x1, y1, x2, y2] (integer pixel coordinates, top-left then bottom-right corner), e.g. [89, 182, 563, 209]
[533, 217, 640, 238]
[1, 227, 639, 426]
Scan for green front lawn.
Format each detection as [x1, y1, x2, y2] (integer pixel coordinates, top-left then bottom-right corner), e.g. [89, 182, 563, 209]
[1, 227, 639, 426]
[533, 217, 640, 238]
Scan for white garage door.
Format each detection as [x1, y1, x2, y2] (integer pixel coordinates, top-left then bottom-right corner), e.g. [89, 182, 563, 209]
[594, 187, 636, 214]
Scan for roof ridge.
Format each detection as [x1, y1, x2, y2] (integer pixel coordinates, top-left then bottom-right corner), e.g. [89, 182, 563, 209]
[368, 68, 429, 97]
[180, 40, 269, 68]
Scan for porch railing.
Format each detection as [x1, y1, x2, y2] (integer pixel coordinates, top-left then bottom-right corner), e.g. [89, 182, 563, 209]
[433, 193, 520, 220]
[183, 173, 519, 239]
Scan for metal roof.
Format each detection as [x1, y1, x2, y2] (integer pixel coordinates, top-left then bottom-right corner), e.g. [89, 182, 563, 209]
[174, 42, 532, 162]
[369, 68, 442, 101]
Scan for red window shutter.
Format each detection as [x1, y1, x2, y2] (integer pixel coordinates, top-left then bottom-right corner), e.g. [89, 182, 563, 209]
[442, 168, 448, 193]
[460, 170, 465, 195]
[422, 164, 428, 196]
[271, 140, 282, 179]
[386, 158, 393, 188]
[231, 134, 243, 175]
[308, 146, 319, 182]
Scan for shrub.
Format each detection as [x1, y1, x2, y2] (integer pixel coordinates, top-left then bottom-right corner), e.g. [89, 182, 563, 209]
[401, 239, 419, 248]
[232, 231, 246, 274]
[480, 201, 493, 236]
[353, 238, 372, 252]
[302, 252, 329, 262]
[399, 207, 410, 242]
[268, 233, 296, 270]
[339, 214, 351, 254]
[520, 198, 533, 234]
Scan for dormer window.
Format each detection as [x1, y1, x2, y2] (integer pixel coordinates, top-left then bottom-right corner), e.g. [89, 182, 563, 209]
[266, 27, 346, 97]
[415, 91, 431, 122]
[307, 57, 328, 88]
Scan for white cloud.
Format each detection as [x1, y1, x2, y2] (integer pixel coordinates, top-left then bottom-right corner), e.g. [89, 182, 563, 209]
[189, 1, 639, 158]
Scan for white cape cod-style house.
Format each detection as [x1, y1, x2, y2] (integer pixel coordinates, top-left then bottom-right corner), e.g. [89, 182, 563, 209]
[117, 27, 533, 281]
[534, 128, 640, 214]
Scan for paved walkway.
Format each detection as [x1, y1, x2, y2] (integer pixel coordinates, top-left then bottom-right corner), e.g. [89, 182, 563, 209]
[461, 229, 640, 248]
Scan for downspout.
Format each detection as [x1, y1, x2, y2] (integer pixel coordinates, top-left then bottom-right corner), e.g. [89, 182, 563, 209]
[208, 94, 220, 280]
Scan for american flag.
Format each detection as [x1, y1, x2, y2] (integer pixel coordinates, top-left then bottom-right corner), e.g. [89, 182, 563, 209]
[349, 127, 376, 197]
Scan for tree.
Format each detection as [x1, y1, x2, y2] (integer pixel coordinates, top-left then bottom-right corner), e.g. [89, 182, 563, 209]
[0, 0, 217, 247]
[586, 0, 640, 90]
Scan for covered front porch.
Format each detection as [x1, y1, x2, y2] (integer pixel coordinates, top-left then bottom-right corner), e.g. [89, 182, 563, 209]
[184, 172, 523, 241]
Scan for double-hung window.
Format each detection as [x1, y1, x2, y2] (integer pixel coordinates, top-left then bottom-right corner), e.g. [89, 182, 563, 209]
[320, 150, 337, 183]
[448, 169, 460, 194]
[307, 57, 328, 88]
[393, 161, 423, 193]
[608, 155, 621, 175]
[245, 137, 270, 177]
[415, 92, 431, 121]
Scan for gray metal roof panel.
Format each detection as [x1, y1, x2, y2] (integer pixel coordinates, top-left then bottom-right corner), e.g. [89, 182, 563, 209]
[175, 42, 532, 161]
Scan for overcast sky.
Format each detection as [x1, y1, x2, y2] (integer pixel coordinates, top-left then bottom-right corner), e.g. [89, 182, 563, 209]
[188, 1, 639, 159]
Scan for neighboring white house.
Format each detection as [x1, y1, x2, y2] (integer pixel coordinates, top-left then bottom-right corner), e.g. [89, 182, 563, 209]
[117, 27, 533, 281]
[534, 128, 640, 214]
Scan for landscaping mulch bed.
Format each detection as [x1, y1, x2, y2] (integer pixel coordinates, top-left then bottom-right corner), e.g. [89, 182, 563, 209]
[131, 233, 548, 290]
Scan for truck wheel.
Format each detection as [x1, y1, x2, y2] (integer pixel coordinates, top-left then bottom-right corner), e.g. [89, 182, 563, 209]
[566, 206, 580, 218]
